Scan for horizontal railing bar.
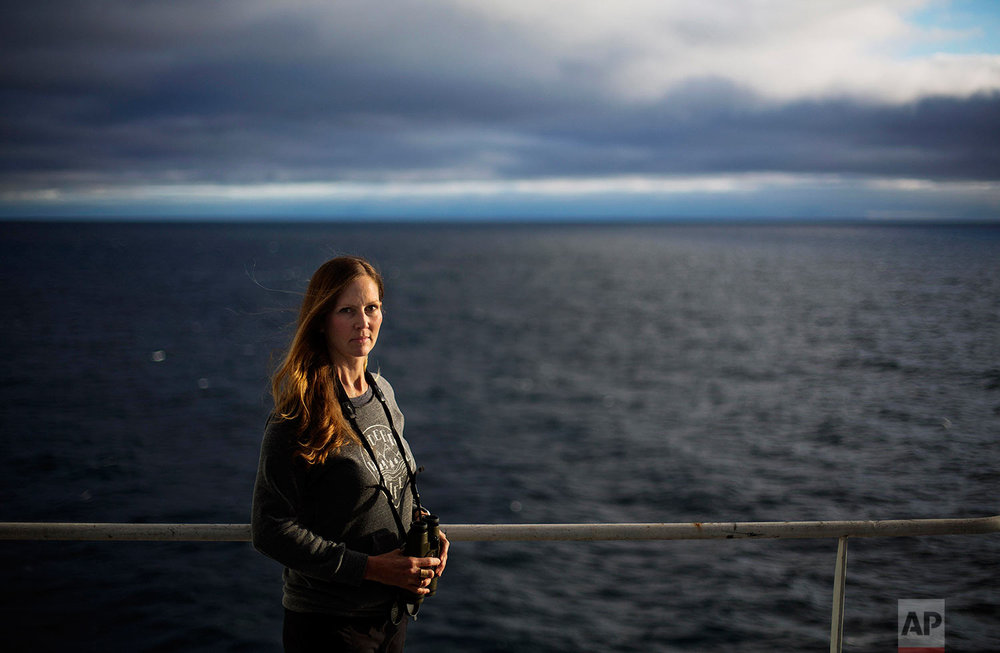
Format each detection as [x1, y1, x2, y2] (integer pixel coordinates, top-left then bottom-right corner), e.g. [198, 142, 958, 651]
[443, 515, 1000, 541]
[0, 523, 251, 542]
[0, 515, 997, 542]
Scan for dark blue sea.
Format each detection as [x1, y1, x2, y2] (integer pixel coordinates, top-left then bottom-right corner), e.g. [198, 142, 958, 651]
[1, 221, 997, 652]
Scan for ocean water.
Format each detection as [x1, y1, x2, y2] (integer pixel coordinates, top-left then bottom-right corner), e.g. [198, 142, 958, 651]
[0, 221, 997, 652]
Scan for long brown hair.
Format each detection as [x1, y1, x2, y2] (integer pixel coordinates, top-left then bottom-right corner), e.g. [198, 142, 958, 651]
[270, 256, 385, 465]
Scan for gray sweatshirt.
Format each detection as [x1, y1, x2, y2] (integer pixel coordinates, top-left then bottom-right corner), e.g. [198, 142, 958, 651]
[251, 375, 416, 617]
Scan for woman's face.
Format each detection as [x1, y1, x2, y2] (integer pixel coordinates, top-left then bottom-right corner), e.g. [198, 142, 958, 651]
[324, 275, 382, 365]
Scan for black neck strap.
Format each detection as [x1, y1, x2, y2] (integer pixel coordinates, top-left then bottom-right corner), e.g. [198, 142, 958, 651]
[337, 371, 423, 539]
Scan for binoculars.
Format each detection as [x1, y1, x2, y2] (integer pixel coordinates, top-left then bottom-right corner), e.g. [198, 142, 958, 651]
[403, 513, 441, 609]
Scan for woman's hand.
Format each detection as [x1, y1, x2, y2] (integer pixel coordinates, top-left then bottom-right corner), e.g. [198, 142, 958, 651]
[434, 530, 450, 578]
[363, 548, 441, 594]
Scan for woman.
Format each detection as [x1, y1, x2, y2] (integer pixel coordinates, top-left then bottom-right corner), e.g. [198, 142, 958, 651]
[252, 256, 449, 653]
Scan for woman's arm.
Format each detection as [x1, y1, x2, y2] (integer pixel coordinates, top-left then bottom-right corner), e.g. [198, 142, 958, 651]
[251, 420, 368, 586]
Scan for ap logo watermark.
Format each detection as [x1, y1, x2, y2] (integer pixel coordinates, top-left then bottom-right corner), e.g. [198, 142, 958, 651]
[898, 599, 945, 652]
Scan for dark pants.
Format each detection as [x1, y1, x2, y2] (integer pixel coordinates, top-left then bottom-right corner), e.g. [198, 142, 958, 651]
[283, 608, 407, 653]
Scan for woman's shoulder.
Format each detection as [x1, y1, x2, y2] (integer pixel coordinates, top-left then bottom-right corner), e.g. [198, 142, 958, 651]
[262, 413, 301, 449]
[370, 372, 396, 397]
[370, 372, 403, 416]
[265, 411, 299, 428]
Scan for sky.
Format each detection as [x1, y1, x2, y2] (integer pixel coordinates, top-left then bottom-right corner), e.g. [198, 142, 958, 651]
[1, 0, 999, 221]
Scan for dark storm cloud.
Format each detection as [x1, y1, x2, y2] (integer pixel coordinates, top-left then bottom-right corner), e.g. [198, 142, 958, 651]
[519, 82, 1000, 180]
[1, 1, 998, 195]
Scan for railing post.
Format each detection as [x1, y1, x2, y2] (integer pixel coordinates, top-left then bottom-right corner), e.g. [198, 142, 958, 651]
[829, 536, 848, 653]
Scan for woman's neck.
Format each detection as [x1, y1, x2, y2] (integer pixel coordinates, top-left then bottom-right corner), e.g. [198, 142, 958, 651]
[334, 359, 368, 398]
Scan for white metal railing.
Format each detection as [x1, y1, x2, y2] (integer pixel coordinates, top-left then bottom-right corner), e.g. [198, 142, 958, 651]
[2, 515, 998, 653]
[3, 515, 997, 542]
